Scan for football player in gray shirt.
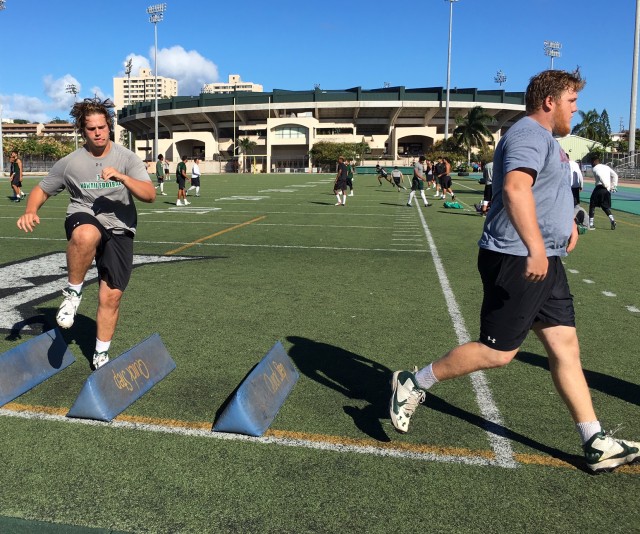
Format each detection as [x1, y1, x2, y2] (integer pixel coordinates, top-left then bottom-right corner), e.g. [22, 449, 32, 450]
[17, 97, 156, 370]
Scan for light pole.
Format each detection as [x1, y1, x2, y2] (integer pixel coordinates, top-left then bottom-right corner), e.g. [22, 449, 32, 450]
[544, 40, 562, 69]
[444, 0, 459, 141]
[147, 3, 166, 162]
[629, 0, 639, 157]
[65, 83, 79, 149]
[1, 0, 6, 176]
[124, 58, 133, 150]
[494, 69, 507, 87]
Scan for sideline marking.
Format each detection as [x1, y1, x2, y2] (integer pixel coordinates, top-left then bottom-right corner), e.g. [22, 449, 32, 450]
[165, 216, 267, 255]
[412, 204, 517, 468]
[2, 403, 637, 473]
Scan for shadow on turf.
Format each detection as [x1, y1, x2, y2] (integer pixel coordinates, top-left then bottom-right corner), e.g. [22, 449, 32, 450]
[5, 307, 97, 369]
[516, 351, 640, 408]
[286, 336, 393, 442]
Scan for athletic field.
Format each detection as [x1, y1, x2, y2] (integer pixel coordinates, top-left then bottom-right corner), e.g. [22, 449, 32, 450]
[0, 172, 638, 533]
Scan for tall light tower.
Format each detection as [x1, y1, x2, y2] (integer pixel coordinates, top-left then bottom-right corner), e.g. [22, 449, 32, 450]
[494, 69, 507, 87]
[147, 3, 166, 162]
[629, 0, 639, 157]
[444, 0, 459, 141]
[0, 0, 6, 177]
[544, 40, 562, 69]
[124, 58, 133, 149]
[65, 83, 79, 149]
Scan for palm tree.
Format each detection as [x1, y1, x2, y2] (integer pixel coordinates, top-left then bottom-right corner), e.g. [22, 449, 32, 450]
[237, 137, 257, 173]
[571, 109, 607, 142]
[452, 106, 494, 164]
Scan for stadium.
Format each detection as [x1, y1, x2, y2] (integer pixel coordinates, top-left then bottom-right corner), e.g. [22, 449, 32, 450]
[117, 85, 526, 172]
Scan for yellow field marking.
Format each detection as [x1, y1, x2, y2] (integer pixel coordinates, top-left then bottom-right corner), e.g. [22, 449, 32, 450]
[164, 215, 267, 255]
[4, 402, 638, 473]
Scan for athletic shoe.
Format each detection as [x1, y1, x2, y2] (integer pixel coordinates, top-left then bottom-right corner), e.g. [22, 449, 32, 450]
[424, 203, 431, 207]
[176, 200, 183, 206]
[406, 203, 412, 207]
[56, 288, 82, 329]
[349, 192, 354, 196]
[92, 351, 110, 370]
[451, 195, 456, 201]
[161, 192, 167, 196]
[589, 224, 596, 230]
[335, 202, 343, 206]
[184, 200, 191, 205]
[389, 370, 426, 433]
[611, 220, 617, 230]
[196, 194, 200, 197]
[583, 431, 640, 472]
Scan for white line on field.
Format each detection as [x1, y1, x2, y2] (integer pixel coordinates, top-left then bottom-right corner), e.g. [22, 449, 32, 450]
[412, 204, 517, 468]
[0, 407, 497, 467]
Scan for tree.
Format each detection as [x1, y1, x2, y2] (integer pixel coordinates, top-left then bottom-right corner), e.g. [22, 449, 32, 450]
[237, 137, 257, 172]
[571, 109, 607, 143]
[309, 141, 369, 171]
[452, 106, 494, 164]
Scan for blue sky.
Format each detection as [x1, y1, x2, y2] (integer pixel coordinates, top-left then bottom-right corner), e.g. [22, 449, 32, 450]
[0, 0, 638, 132]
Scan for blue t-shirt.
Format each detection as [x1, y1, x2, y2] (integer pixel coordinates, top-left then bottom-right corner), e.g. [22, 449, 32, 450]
[478, 116, 573, 257]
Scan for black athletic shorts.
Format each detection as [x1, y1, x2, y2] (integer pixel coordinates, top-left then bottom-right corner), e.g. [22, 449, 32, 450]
[177, 177, 186, 190]
[477, 248, 575, 352]
[334, 179, 347, 192]
[589, 185, 611, 210]
[440, 175, 452, 189]
[64, 212, 134, 292]
[191, 176, 201, 187]
[483, 184, 493, 203]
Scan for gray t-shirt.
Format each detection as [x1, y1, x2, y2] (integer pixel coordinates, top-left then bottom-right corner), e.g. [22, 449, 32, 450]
[478, 116, 573, 257]
[39, 143, 151, 234]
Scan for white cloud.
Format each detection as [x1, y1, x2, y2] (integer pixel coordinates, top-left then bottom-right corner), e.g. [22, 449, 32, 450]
[153, 45, 218, 95]
[43, 74, 81, 108]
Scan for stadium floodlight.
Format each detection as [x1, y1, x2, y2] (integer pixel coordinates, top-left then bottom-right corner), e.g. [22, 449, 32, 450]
[65, 83, 79, 149]
[629, 0, 640, 157]
[147, 2, 167, 161]
[124, 58, 133, 149]
[0, 1, 6, 11]
[494, 70, 507, 87]
[544, 40, 562, 69]
[444, 0, 459, 141]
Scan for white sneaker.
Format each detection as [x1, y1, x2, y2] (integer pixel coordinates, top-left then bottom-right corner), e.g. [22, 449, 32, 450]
[389, 370, 426, 433]
[176, 200, 183, 206]
[56, 288, 82, 329]
[349, 192, 354, 196]
[184, 200, 191, 205]
[92, 351, 110, 370]
[583, 431, 640, 472]
[161, 192, 167, 196]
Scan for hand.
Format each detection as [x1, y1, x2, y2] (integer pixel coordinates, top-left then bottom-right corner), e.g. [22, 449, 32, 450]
[523, 251, 548, 283]
[566, 223, 579, 253]
[101, 166, 124, 183]
[17, 212, 40, 233]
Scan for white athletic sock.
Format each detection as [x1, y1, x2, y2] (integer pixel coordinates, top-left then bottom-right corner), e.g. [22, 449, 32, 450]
[589, 217, 594, 226]
[608, 214, 615, 221]
[576, 421, 602, 444]
[95, 338, 111, 354]
[195, 186, 200, 195]
[160, 183, 164, 193]
[408, 191, 416, 204]
[336, 193, 342, 204]
[342, 195, 347, 206]
[420, 191, 428, 205]
[415, 363, 439, 390]
[68, 282, 83, 294]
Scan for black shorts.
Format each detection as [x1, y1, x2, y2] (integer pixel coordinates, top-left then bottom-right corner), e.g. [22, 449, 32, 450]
[191, 176, 201, 187]
[156, 174, 164, 184]
[11, 177, 22, 187]
[483, 184, 493, 203]
[411, 177, 424, 191]
[334, 179, 347, 192]
[177, 177, 186, 190]
[589, 185, 611, 210]
[440, 175, 452, 189]
[477, 249, 575, 352]
[64, 212, 134, 292]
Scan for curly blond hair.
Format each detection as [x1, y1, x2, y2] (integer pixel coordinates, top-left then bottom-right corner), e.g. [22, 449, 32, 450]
[70, 97, 115, 134]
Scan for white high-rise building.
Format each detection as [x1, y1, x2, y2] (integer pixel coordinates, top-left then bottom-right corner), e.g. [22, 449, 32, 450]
[113, 68, 178, 148]
[202, 74, 263, 94]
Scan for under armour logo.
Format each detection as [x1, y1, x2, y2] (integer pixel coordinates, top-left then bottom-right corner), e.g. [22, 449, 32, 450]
[487, 336, 496, 344]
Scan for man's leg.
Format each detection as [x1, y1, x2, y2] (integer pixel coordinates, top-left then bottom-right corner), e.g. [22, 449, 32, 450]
[390, 341, 518, 433]
[66, 225, 101, 284]
[533, 324, 596, 423]
[96, 279, 123, 344]
[534, 323, 640, 471]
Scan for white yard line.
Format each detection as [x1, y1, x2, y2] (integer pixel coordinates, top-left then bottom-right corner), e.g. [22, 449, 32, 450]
[412, 204, 517, 468]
